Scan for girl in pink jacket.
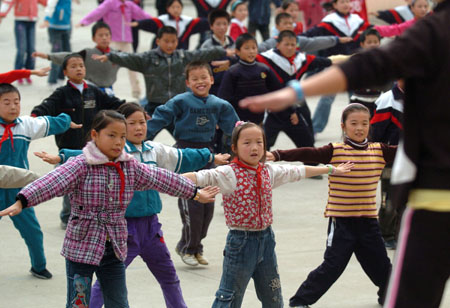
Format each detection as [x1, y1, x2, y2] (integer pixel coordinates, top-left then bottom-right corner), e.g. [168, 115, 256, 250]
[78, 0, 151, 100]
[0, 0, 47, 84]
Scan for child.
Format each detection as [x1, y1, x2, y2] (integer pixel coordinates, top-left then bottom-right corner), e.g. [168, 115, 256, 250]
[0, 0, 47, 84]
[147, 61, 239, 266]
[247, 0, 281, 41]
[257, 30, 333, 150]
[0, 67, 50, 83]
[77, 0, 151, 99]
[33, 22, 121, 96]
[269, 104, 396, 307]
[135, 0, 210, 50]
[272, 0, 303, 37]
[375, 0, 414, 24]
[258, 12, 351, 54]
[0, 109, 218, 307]
[94, 26, 231, 122]
[229, 0, 248, 41]
[218, 33, 281, 124]
[0, 83, 79, 279]
[182, 121, 352, 307]
[40, 0, 74, 88]
[35, 102, 230, 308]
[0, 165, 39, 188]
[31, 53, 125, 228]
[200, 8, 235, 95]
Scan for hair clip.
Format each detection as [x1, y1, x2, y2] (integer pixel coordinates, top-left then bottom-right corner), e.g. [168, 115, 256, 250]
[235, 121, 247, 127]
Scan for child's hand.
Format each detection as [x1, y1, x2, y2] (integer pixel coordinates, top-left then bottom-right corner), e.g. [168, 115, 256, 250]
[70, 122, 83, 129]
[333, 162, 354, 175]
[129, 21, 139, 27]
[225, 48, 235, 57]
[197, 186, 220, 203]
[92, 54, 108, 62]
[339, 37, 354, 44]
[214, 153, 230, 165]
[34, 151, 61, 165]
[0, 201, 23, 217]
[75, 22, 83, 28]
[266, 151, 275, 161]
[39, 20, 49, 28]
[32, 51, 49, 59]
[290, 112, 299, 125]
[30, 67, 51, 77]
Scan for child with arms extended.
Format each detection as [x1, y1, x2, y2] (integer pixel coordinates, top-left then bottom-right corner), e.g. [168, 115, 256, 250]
[183, 121, 351, 307]
[269, 104, 396, 307]
[0, 110, 218, 307]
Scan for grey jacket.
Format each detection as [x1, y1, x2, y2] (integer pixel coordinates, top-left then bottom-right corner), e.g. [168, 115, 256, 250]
[258, 36, 338, 53]
[108, 47, 227, 105]
[49, 48, 120, 88]
[0, 166, 40, 189]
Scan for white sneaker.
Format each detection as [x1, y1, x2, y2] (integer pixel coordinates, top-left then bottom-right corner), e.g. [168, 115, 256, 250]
[195, 253, 209, 265]
[181, 254, 199, 266]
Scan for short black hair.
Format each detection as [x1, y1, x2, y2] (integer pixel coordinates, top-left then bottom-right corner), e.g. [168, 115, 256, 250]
[235, 33, 257, 50]
[360, 28, 381, 43]
[157, 26, 178, 39]
[277, 30, 296, 43]
[166, 0, 183, 9]
[0, 83, 21, 100]
[275, 12, 293, 25]
[62, 53, 85, 70]
[208, 8, 230, 26]
[281, 0, 297, 10]
[91, 21, 111, 38]
[185, 61, 213, 80]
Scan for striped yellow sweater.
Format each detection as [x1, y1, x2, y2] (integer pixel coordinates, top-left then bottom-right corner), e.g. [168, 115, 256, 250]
[326, 142, 386, 218]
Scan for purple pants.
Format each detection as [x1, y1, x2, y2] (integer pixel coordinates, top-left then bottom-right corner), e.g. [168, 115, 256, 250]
[89, 215, 187, 308]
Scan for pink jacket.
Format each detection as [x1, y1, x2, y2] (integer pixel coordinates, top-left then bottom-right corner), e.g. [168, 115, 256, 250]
[375, 18, 416, 37]
[80, 0, 150, 43]
[19, 141, 196, 265]
[0, 0, 47, 21]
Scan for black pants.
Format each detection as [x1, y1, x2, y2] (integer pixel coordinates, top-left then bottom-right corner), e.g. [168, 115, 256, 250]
[289, 217, 392, 307]
[175, 140, 215, 255]
[385, 209, 450, 308]
[264, 105, 314, 151]
[248, 22, 270, 41]
[379, 167, 403, 242]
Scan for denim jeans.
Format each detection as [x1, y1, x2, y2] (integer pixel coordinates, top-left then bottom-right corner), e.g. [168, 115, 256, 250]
[312, 95, 336, 134]
[48, 28, 71, 84]
[212, 227, 283, 308]
[65, 241, 128, 308]
[14, 20, 36, 70]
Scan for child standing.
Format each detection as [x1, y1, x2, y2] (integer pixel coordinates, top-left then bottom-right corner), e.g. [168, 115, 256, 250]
[218, 33, 281, 124]
[229, 0, 248, 41]
[183, 121, 352, 307]
[0, 83, 79, 279]
[247, 0, 281, 41]
[0, 110, 218, 307]
[269, 104, 396, 307]
[77, 0, 151, 100]
[0, 0, 48, 84]
[374, 0, 413, 25]
[147, 61, 239, 266]
[272, 0, 303, 37]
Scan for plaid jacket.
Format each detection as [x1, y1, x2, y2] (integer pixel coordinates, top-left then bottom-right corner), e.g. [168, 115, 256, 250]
[19, 141, 196, 265]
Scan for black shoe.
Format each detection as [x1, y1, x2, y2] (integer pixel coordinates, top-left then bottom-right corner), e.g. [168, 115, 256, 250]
[60, 221, 67, 230]
[384, 239, 397, 250]
[309, 174, 323, 180]
[30, 268, 52, 279]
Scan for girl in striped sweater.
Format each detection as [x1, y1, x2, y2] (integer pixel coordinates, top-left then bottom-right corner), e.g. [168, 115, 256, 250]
[269, 103, 397, 308]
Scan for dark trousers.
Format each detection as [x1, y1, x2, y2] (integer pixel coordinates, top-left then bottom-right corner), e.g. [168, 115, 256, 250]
[248, 22, 270, 41]
[14, 20, 36, 70]
[289, 217, 392, 307]
[379, 167, 403, 242]
[48, 28, 71, 84]
[264, 105, 314, 151]
[384, 208, 450, 308]
[175, 140, 215, 255]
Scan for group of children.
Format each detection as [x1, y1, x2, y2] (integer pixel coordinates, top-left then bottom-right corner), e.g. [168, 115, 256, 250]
[0, 0, 419, 307]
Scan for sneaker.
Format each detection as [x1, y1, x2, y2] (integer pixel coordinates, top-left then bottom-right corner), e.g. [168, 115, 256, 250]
[26, 77, 32, 84]
[60, 221, 67, 230]
[30, 267, 52, 279]
[291, 305, 310, 308]
[17, 79, 24, 85]
[181, 254, 198, 266]
[175, 246, 182, 256]
[309, 174, 323, 180]
[195, 253, 209, 265]
[384, 239, 397, 250]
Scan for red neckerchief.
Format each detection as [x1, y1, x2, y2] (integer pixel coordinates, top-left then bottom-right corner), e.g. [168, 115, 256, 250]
[0, 123, 16, 152]
[104, 161, 125, 208]
[232, 157, 263, 205]
[96, 46, 110, 54]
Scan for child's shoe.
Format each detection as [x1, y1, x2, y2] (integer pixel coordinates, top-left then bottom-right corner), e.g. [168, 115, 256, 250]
[26, 77, 32, 84]
[30, 267, 52, 279]
[17, 79, 24, 85]
[291, 305, 310, 308]
[384, 239, 397, 250]
[181, 254, 199, 266]
[195, 253, 209, 265]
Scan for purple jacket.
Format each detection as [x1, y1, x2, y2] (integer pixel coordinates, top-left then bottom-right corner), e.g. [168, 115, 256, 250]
[19, 141, 195, 265]
[80, 0, 150, 43]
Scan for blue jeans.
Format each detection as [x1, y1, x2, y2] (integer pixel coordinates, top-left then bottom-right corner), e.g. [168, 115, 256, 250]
[312, 95, 336, 134]
[48, 28, 71, 84]
[212, 227, 283, 308]
[65, 241, 128, 308]
[14, 20, 36, 70]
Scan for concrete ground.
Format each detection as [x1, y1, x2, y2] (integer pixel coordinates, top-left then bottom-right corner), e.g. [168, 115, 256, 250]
[0, 1, 449, 307]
